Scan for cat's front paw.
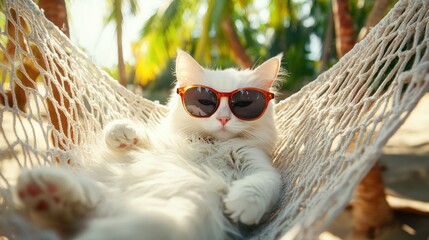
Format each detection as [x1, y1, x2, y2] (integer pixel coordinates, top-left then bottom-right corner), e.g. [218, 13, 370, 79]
[104, 120, 143, 151]
[223, 182, 267, 225]
[16, 167, 95, 223]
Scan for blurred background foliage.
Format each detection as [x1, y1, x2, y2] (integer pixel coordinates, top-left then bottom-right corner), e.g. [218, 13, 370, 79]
[0, 0, 397, 104]
[129, 0, 396, 103]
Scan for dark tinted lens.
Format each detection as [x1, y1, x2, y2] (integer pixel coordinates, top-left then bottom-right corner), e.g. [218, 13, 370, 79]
[183, 87, 218, 117]
[230, 90, 266, 119]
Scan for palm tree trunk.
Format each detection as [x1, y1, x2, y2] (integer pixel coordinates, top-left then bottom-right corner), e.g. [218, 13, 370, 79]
[2, 0, 71, 116]
[352, 162, 394, 238]
[115, 0, 127, 87]
[332, 0, 356, 58]
[1, 0, 74, 160]
[5, 8, 29, 58]
[320, 7, 334, 73]
[351, 0, 395, 237]
[194, 0, 214, 64]
[37, 0, 76, 159]
[1, 8, 30, 110]
[221, 15, 253, 69]
[38, 0, 69, 36]
[358, 0, 394, 40]
[332, 0, 394, 237]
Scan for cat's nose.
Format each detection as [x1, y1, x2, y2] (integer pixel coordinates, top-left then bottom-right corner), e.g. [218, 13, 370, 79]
[217, 116, 231, 126]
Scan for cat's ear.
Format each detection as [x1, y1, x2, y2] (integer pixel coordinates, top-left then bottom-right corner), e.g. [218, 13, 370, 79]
[253, 53, 283, 89]
[175, 49, 204, 87]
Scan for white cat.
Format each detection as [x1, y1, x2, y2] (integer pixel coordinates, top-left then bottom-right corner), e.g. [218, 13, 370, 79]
[15, 50, 283, 240]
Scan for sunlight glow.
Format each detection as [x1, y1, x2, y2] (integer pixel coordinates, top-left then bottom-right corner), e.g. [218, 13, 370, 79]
[68, 0, 161, 67]
[401, 224, 416, 235]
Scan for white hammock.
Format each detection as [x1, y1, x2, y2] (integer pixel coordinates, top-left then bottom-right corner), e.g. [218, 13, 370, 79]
[0, 0, 428, 239]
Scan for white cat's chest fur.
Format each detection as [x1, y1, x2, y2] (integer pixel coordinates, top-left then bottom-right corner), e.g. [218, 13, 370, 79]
[180, 139, 245, 182]
[92, 134, 256, 200]
[132, 136, 251, 183]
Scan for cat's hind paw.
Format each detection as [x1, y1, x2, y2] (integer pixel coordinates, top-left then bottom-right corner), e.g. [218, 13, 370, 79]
[16, 167, 95, 223]
[104, 120, 144, 151]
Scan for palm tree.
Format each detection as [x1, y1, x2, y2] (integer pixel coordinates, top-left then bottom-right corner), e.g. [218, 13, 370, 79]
[38, 0, 70, 36]
[105, 0, 139, 87]
[133, 0, 258, 86]
[332, 0, 356, 58]
[220, 15, 252, 68]
[358, 0, 395, 40]
[1, 0, 70, 110]
[0, 0, 76, 157]
[133, 0, 394, 94]
[331, 0, 398, 237]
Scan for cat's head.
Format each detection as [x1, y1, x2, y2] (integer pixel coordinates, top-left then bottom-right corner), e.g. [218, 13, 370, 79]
[168, 49, 282, 145]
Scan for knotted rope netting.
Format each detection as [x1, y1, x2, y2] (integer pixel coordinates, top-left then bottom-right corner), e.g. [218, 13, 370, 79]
[0, 0, 428, 239]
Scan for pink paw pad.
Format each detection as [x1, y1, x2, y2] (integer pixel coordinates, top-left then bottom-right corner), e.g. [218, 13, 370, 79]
[118, 138, 139, 149]
[19, 181, 62, 211]
[27, 183, 41, 197]
[36, 200, 49, 211]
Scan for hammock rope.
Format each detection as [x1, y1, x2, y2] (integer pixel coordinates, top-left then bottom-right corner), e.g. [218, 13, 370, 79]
[0, 0, 428, 239]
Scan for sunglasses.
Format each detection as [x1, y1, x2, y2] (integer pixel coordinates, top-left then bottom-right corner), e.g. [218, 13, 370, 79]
[177, 85, 275, 120]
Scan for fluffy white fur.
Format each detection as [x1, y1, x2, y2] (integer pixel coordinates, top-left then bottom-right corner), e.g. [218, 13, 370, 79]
[15, 50, 282, 240]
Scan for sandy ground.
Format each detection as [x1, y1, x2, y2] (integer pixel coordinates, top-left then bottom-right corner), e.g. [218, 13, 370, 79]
[1, 93, 428, 239]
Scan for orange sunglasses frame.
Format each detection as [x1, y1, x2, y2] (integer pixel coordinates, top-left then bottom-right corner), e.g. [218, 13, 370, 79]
[176, 85, 275, 120]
